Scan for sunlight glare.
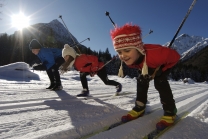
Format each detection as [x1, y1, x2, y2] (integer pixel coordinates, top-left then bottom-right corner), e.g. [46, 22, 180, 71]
[11, 12, 30, 30]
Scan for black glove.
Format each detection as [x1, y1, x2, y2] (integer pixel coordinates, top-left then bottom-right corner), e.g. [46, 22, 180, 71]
[137, 74, 152, 85]
[32, 64, 46, 71]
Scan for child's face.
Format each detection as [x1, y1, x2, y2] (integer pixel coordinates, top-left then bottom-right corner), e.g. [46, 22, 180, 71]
[64, 55, 69, 62]
[32, 49, 40, 55]
[116, 48, 141, 65]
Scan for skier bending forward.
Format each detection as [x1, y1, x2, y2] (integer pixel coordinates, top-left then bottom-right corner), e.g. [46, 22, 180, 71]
[60, 44, 122, 97]
[110, 23, 180, 130]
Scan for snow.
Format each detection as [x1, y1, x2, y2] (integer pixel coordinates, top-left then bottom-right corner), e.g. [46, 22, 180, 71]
[0, 62, 208, 139]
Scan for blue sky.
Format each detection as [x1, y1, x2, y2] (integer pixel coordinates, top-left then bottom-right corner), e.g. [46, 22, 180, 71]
[0, 0, 207, 55]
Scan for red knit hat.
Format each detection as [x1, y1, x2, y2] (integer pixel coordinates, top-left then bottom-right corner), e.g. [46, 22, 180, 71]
[110, 23, 149, 77]
[110, 23, 145, 55]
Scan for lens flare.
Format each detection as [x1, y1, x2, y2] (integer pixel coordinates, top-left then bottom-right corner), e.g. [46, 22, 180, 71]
[11, 12, 30, 30]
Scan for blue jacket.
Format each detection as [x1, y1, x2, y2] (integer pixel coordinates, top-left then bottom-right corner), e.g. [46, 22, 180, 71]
[37, 48, 62, 70]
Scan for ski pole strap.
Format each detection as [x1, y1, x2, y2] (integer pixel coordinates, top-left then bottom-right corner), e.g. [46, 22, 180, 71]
[151, 66, 161, 79]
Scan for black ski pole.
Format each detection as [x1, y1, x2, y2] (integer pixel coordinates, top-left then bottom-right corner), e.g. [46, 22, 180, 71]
[143, 29, 153, 39]
[59, 15, 76, 44]
[168, 0, 197, 48]
[59, 15, 82, 54]
[71, 38, 90, 47]
[105, 11, 116, 28]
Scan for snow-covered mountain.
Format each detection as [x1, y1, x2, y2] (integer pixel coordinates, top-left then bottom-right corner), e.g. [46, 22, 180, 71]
[164, 34, 208, 61]
[13, 19, 78, 46]
[36, 19, 78, 45]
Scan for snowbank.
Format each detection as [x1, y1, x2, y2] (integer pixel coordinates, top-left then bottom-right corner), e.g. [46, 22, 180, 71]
[0, 62, 40, 81]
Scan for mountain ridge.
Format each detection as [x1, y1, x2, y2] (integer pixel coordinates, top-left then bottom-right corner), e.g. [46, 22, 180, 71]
[164, 33, 208, 61]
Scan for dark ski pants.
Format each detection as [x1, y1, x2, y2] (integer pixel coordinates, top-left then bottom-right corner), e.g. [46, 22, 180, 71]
[46, 57, 65, 85]
[136, 73, 177, 116]
[80, 67, 120, 91]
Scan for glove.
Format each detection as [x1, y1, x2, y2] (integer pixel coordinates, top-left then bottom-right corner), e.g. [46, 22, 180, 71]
[90, 71, 97, 77]
[137, 74, 152, 85]
[32, 64, 46, 71]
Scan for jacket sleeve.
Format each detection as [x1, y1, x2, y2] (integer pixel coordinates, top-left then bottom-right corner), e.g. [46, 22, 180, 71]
[38, 49, 55, 70]
[160, 47, 180, 71]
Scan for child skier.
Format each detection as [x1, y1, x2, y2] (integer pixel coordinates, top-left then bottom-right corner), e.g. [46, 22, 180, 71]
[110, 23, 180, 130]
[61, 44, 122, 97]
[29, 39, 65, 90]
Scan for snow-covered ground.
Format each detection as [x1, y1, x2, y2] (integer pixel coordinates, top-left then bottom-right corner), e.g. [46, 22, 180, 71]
[0, 62, 207, 139]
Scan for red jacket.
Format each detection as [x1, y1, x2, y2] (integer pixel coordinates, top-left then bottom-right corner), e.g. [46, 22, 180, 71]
[74, 54, 104, 72]
[129, 44, 180, 71]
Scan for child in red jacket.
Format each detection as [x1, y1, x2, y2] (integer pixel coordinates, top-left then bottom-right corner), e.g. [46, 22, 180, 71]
[110, 23, 180, 130]
[61, 44, 122, 97]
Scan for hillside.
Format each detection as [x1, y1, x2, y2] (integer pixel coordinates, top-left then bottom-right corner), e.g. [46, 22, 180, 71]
[181, 44, 208, 71]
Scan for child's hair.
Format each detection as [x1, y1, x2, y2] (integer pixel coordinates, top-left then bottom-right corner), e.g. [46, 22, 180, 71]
[60, 56, 75, 74]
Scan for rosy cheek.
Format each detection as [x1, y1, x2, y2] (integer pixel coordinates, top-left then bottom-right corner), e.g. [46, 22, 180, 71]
[118, 55, 123, 60]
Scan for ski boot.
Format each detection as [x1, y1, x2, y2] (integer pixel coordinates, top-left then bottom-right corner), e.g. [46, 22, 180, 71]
[156, 110, 177, 131]
[77, 89, 89, 97]
[115, 84, 122, 96]
[156, 115, 176, 131]
[51, 83, 63, 91]
[121, 101, 145, 122]
[46, 83, 55, 89]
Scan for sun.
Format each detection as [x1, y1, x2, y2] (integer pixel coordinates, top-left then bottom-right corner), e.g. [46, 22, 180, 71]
[11, 12, 30, 30]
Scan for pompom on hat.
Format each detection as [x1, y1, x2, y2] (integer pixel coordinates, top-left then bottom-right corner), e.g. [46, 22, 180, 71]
[110, 23, 145, 55]
[62, 44, 77, 59]
[110, 23, 148, 77]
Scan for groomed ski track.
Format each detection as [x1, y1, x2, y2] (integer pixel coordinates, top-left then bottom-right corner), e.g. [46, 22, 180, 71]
[0, 81, 207, 139]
